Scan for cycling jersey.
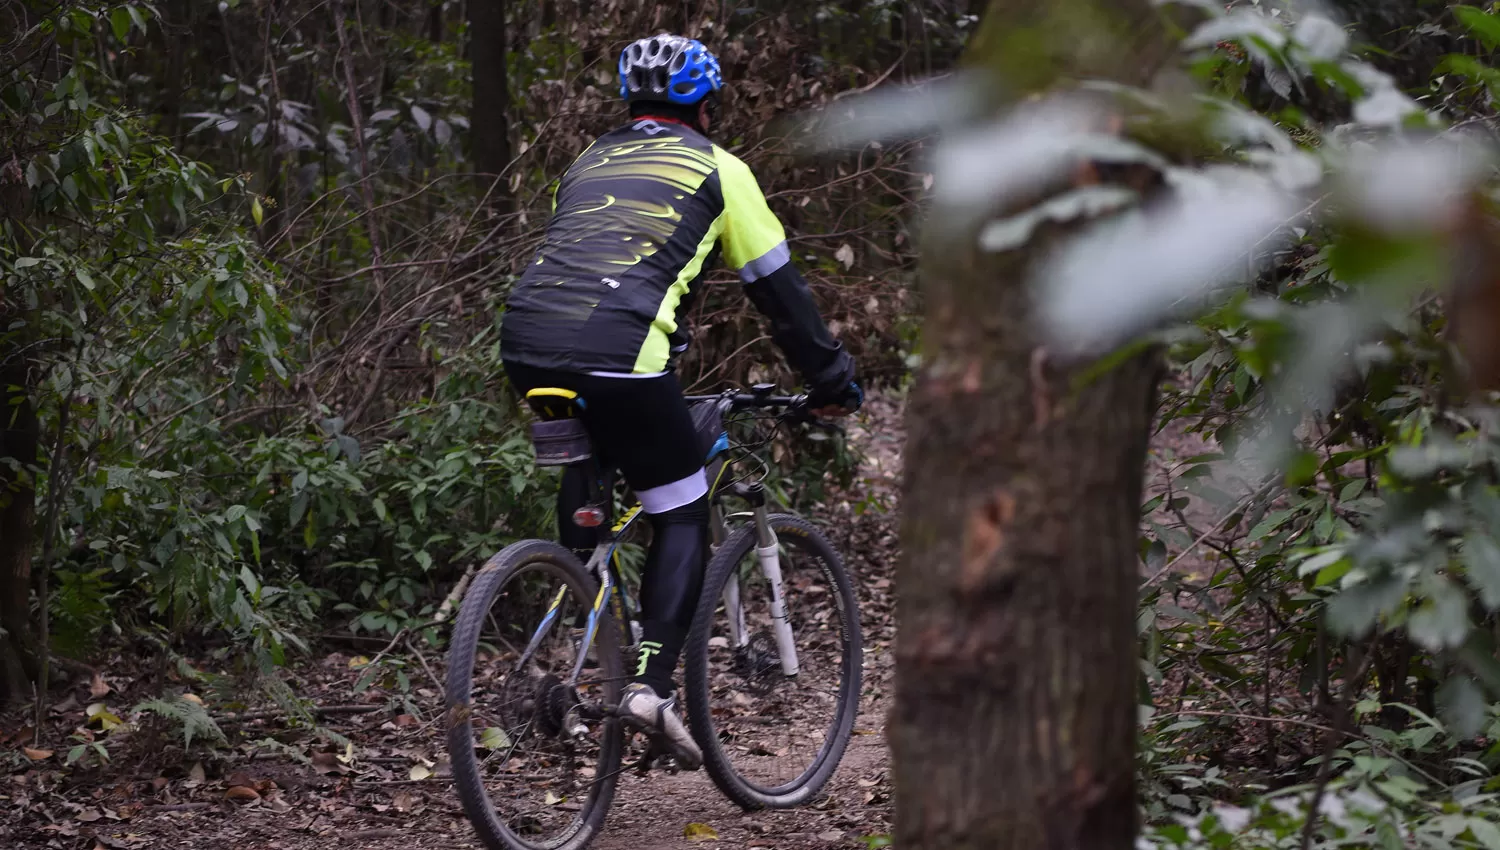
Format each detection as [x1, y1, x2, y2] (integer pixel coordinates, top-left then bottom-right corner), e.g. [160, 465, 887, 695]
[500, 117, 852, 389]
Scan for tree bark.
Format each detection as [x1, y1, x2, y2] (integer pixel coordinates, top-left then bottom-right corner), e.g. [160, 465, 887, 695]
[0, 342, 41, 705]
[890, 1, 1171, 847]
[467, 0, 513, 212]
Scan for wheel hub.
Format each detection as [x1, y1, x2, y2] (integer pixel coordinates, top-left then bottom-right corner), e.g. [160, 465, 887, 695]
[732, 632, 782, 696]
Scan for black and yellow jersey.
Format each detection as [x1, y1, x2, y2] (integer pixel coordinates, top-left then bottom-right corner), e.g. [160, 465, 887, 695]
[500, 118, 851, 387]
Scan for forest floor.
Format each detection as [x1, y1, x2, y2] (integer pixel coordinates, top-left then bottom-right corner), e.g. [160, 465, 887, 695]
[2, 387, 1220, 850]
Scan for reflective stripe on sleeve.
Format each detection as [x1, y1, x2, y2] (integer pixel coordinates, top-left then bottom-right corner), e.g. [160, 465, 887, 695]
[738, 240, 791, 283]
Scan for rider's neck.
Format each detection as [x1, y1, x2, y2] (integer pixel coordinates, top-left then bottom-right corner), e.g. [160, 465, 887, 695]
[634, 114, 702, 133]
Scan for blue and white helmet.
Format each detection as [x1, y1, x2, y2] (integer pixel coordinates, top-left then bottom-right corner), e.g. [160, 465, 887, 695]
[618, 34, 722, 106]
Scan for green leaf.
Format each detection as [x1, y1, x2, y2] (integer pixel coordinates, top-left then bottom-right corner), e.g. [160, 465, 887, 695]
[1297, 548, 1344, 578]
[14, 257, 40, 268]
[1465, 534, 1500, 610]
[372, 498, 388, 522]
[240, 565, 261, 597]
[75, 267, 95, 290]
[1440, 677, 1487, 740]
[1455, 6, 1500, 51]
[1472, 818, 1500, 850]
[1409, 577, 1471, 652]
[110, 7, 130, 42]
[1284, 449, 1318, 487]
[1316, 559, 1352, 588]
[225, 504, 247, 523]
[1327, 574, 1405, 636]
[251, 196, 264, 226]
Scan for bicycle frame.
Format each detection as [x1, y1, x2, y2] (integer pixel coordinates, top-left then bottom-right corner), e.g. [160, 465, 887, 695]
[513, 419, 802, 690]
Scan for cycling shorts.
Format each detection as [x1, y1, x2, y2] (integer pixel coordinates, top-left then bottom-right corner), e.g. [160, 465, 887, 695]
[503, 361, 708, 514]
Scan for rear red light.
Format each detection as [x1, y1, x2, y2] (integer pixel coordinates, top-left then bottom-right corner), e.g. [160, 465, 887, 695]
[572, 506, 606, 528]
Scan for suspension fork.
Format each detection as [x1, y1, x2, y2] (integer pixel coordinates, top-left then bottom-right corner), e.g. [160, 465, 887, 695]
[737, 482, 799, 677]
[713, 499, 751, 651]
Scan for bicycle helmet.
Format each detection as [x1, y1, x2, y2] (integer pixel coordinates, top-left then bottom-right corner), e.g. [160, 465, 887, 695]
[618, 34, 722, 106]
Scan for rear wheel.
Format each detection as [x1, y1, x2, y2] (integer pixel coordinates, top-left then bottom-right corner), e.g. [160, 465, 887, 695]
[446, 540, 626, 850]
[684, 513, 862, 810]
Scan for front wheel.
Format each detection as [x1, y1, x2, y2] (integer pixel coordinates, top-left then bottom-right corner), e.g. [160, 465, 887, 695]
[684, 513, 862, 810]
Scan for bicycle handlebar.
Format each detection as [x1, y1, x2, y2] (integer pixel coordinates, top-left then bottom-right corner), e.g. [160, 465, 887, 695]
[683, 388, 807, 412]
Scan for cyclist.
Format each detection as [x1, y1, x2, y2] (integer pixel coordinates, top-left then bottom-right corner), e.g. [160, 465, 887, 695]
[499, 33, 862, 769]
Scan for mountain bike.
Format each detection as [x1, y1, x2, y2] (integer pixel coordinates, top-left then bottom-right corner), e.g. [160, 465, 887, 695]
[444, 383, 863, 850]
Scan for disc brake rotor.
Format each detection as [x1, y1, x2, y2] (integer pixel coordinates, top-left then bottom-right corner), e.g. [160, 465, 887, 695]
[733, 632, 782, 696]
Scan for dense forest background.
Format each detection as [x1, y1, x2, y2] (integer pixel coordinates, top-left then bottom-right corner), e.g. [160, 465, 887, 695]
[1, 0, 961, 690]
[13, 0, 1500, 848]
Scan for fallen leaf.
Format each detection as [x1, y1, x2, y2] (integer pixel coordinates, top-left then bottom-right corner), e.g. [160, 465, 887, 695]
[85, 703, 124, 732]
[225, 771, 257, 788]
[310, 751, 346, 775]
[76, 807, 103, 823]
[23, 747, 53, 761]
[391, 791, 414, 813]
[393, 714, 417, 727]
[225, 785, 262, 803]
[477, 727, 511, 750]
[187, 762, 206, 784]
[408, 764, 431, 781]
[88, 674, 111, 699]
[348, 656, 370, 668]
[817, 831, 845, 843]
[180, 693, 203, 706]
[684, 822, 719, 841]
[544, 790, 562, 806]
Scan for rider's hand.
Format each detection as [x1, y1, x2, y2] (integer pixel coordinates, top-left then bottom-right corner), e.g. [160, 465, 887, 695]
[808, 380, 863, 418]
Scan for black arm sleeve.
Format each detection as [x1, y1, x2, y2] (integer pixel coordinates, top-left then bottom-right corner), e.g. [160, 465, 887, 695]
[742, 263, 855, 391]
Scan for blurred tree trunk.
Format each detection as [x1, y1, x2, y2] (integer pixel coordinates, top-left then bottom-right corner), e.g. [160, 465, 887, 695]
[890, 0, 1173, 847]
[468, 0, 513, 212]
[0, 349, 40, 705]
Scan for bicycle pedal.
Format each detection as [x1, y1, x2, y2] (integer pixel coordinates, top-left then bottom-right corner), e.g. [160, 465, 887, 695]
[633, 749, 656, 776]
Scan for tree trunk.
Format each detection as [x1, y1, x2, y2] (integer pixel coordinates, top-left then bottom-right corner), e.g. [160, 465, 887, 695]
[890, 1, 1172, 847]
[0, 347, 40, 705]
[467, 0, 513, 212]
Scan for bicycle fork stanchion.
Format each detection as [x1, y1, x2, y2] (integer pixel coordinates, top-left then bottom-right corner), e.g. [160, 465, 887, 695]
[738, 482, 799, 677]
[722, 571, 749, 650]
[711, 502, 750, 650]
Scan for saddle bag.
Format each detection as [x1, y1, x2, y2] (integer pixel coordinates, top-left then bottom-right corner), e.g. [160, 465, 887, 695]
[530, 418, 593, 466]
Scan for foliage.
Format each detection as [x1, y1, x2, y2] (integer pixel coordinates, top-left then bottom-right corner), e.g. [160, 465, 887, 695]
[3, 0, 924, 681]
[1094, 1, 1500, 845]
[133, 695, 227, 749]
